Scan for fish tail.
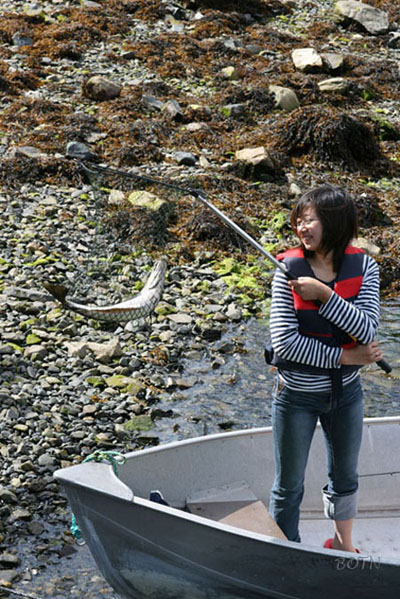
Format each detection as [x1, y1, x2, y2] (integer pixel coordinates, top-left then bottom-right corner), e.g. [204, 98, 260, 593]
[42, 282, 69, 304]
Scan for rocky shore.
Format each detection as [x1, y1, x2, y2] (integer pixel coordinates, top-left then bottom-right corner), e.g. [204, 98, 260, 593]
[1, 0, 400, 593]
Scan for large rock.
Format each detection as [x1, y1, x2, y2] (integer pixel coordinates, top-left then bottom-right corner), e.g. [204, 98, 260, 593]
[143, 95, 164, 111]
[64, 340, 90, 358]
[0, 553, 21, 568]
[220, 66, 241, 80]
[269, 85, 300, 112]
[220, 103, 246, 118]
[84, 76, 122, 101]
[388, 32, 400, 49]
[322, 53, 345, 72]
[235, 147, 274, 169]
[353, 237, 381, 256]
[128, 190, 167, 212]
[173, 151, 197, 166]
[87, 338, 123, 364]
[318, 78, 349, 93]
[335, 1, 389, 35]
[234, 146, 277, 181]
[24, 344, 47, 360]
[291, 48, 323, 72]
[66, 141, 97, 160]
[162, 99, 183, 119]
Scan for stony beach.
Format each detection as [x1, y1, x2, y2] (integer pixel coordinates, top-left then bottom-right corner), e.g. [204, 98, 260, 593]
[0, 0, 400, 595]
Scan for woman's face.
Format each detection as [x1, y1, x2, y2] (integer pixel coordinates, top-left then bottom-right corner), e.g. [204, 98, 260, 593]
[295, 205, 323, 253]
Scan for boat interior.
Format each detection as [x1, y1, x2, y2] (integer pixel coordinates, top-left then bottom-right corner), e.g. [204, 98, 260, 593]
[117, 418, 400, 561]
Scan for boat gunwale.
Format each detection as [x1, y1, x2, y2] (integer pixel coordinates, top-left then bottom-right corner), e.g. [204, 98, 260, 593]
[94, 416, 400, 464]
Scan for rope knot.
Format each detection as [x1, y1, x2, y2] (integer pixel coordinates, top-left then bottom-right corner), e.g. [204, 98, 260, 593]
[70, 450, 126, 543]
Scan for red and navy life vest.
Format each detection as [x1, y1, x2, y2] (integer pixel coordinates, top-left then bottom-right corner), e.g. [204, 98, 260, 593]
[264, 246, 365, 397]
[276, 245, 365, 349]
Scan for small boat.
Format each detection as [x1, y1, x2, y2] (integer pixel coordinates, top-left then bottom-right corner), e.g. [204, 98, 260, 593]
[54, 417, 400, 599]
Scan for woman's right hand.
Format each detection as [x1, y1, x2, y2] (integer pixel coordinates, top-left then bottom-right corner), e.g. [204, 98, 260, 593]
[340, 341, 382, 366]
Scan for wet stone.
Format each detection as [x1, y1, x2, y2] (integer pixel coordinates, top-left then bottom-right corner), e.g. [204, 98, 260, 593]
[8, 508, 32, 523]
[0, 569, 19, 584]
[0, 489, 17, 504]
[19, 460, 36, 472]
[174, 151, 197, 166]
[0, 553, 21, 567]
[27, 521, 45, 535]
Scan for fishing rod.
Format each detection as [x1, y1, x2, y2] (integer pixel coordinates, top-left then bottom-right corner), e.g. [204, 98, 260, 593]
[80, 161, 392, 374]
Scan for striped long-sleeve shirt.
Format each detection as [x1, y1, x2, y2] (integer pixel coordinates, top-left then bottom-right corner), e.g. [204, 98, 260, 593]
[270, 253, 380, 392]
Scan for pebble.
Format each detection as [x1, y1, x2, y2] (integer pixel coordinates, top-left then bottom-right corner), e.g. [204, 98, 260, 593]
[0, 553, 21, 567]
[174, 151, 198, 166]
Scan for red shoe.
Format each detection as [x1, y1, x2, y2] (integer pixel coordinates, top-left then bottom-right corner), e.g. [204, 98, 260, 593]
[324, 538, 360, 553]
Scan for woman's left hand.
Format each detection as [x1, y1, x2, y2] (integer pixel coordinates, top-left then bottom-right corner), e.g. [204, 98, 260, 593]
[288, 277, 333, 303]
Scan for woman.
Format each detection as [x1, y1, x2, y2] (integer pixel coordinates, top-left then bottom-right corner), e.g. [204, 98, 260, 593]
[268, 184, 382, 553]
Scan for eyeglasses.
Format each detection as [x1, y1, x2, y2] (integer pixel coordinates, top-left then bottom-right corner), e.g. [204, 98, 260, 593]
[296, 218, 319, 228]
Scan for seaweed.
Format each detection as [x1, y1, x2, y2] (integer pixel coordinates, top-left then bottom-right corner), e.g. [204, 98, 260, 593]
[0, 0, 399, 290]
[275, 106, 386, 173]
[184, 206, 258, 251]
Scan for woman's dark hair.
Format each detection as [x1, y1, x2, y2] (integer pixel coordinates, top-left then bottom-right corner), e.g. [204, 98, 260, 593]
[290, 184, 358, 273]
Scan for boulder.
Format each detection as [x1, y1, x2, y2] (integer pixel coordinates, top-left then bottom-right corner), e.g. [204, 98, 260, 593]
[318, 77, 349, 93]
[84, 76, 122, 101]
[235, 147, 274, 169]
[322, 53, 345, 72]
[291, 48, 323, 72]
[335, 1, 389, 35]
[128, 190, 168, 212]
[353, 237, 381, 256]
[220, 66, 241, 80]
[87, 338, 123, 363]
[269, 85, 300, 112]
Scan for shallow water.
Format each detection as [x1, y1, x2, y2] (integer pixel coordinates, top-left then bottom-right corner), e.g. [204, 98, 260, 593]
[13, 299, 400, 599]
[153, 297, 400, 443]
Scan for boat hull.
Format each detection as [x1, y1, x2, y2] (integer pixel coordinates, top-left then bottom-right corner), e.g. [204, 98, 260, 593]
[56, 419, 400, 599]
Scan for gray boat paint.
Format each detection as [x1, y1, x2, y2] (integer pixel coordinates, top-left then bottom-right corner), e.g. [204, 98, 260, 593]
[55, 418, 400, 599]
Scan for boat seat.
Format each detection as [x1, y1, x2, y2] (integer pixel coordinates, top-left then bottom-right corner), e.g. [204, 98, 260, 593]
[186, 481, 286, 540]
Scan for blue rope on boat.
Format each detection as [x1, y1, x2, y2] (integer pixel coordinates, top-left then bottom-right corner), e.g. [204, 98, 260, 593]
[70, 450, 126, 544]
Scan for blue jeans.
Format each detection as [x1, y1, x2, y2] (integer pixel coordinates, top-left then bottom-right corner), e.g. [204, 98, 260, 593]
[269, 377, 363, 542]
